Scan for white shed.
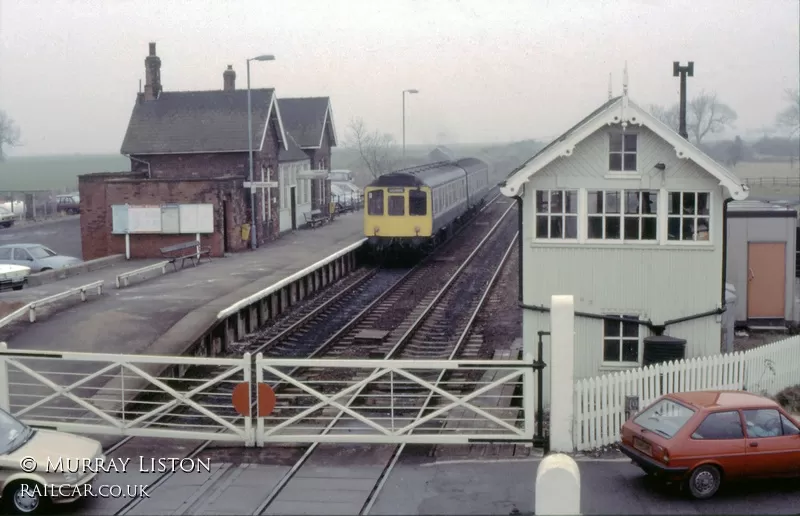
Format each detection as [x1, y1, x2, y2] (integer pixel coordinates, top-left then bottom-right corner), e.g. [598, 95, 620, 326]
[726, 200, 798, 327]
[499, 92, 750, 403]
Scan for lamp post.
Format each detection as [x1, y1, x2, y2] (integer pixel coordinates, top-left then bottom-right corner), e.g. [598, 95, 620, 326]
[402, 89, 419, 159]
[246, 54, 275, 250]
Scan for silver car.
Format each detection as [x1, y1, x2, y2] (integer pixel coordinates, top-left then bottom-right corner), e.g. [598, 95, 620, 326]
[0, 207, 14, 229]
[0, 244, 81, 273]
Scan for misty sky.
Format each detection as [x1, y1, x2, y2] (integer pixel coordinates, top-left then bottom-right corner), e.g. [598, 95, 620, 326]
[1, 0, 798, 156]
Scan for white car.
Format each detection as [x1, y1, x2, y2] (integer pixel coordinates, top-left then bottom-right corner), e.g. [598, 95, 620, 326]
[0, 264, 29, 292]
[0, 207, 14, 229]
[0, 408, 104, 514]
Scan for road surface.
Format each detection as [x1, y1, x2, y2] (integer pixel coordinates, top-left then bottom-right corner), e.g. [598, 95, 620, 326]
[0, 217, 82, 259]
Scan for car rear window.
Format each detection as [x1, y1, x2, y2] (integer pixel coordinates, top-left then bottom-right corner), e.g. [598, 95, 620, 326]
[633, 398, 696, 438]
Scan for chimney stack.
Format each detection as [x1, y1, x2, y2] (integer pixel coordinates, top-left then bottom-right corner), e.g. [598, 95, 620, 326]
[673, 61, 694, 140]
[223, 65, 236, 91]
[144, 42, 162, 101]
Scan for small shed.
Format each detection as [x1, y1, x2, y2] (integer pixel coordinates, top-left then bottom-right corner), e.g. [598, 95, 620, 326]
[726, 200, 798, 327]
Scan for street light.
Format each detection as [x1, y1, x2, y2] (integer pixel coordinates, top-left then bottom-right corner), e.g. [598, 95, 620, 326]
[402, 89, 419, 159]
[246, 54, 275, 250]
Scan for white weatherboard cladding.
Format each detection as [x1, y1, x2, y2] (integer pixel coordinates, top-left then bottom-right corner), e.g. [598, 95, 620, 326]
[521, 125, 726, 396]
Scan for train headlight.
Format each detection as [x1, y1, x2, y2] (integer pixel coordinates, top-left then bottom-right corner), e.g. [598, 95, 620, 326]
[373, 226, 380, 235]
[414, 226, 420, 235]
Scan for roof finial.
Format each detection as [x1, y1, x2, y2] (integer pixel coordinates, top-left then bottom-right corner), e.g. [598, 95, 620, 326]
[608, 73, 612, 100]
[622, 61, 629, 97]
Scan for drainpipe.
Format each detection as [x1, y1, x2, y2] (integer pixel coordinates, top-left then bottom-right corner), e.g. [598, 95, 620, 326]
[126, 154, 151, 179]
[721, 197, 733, 311]
[514, 194, 523, 302]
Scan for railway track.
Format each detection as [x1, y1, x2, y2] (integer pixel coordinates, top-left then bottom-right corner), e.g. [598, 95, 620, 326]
[103, 194, 515, 515]
[248, 203, 519, 515]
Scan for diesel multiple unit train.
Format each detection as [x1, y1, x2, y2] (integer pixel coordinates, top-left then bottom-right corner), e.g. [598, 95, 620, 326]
[363, 158, 492, 256]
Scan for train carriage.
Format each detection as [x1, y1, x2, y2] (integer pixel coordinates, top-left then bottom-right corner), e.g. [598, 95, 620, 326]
[364, 158, 491, 257]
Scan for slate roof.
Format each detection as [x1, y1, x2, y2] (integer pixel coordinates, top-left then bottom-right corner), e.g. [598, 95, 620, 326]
[120, 89, 281, 155]
[280, 132, 310, 163]
[277, 97, 334, 148]
[429, 146, 455, 162]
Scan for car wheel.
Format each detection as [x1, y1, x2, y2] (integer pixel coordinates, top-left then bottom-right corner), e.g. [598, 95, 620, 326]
[686, 464, 722, 499]
[12, 285, 23, 291]
[39, 268, 52, 272]
[4, 480, 50, 514]
[0, 222, 11, 228]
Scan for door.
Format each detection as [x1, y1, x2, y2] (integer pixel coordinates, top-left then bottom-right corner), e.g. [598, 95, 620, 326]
[11, 248, 32, 268]
[290, 187, 297, 231]
[747, 242, 786, 319]
[222, 200, 229, 254]
[742, 408, 800, 477]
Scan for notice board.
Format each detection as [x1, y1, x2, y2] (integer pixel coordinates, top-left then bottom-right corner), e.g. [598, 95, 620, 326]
[111, 205, 129, 234]
[179, 204, 214, 234]
[128, 206, 162, 233]
[161, 204, 181, 234]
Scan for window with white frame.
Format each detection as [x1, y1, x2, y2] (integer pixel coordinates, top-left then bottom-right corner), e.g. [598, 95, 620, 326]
[535, 189, 578, 239]
[587, 189, 658, 241]
[603, 315, 640, 364]
[668, 192, 710, 241]
[609, 133, 637, 172]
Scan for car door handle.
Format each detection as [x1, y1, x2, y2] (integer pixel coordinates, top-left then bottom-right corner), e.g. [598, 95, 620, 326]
[749, 442, 758, 447]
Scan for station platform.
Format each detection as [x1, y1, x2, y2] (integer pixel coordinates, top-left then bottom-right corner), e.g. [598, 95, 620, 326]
[0, 212, 364, 355]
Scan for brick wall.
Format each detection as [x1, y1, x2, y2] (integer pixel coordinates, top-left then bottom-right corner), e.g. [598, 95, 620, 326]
[79, 171, 144, 260]
[78, 175, 250, 260]
[131, 153, 248, 180]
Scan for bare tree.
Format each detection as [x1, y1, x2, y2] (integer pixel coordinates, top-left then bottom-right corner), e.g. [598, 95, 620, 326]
[0, 110, 20, 161]
[648, 104, 680, 132]
[776, 87, 800, 137]
[687, 90, 737, 144]
[346, 117, 398, 178]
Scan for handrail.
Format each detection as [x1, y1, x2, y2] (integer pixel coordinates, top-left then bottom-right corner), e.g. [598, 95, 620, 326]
[0, 280, 104, 327]
[116, 261, 170, 289]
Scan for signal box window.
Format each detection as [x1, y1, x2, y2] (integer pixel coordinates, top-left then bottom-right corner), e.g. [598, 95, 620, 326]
[409, 190, 427, 216]
[388, 195, 405, 216]
[368, 190, 384, 215]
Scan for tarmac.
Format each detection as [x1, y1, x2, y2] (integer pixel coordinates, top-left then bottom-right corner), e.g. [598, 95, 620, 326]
[66, 456, 800, 515]
[0, 212, 364, 355]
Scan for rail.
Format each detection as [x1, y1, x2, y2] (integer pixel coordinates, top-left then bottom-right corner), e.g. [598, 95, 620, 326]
[216, 238, 367, 320]
[115, 261, 170, 289]
[0, 279, 104, 327]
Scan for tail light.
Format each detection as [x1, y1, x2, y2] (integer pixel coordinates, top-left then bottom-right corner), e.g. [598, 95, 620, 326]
[662, 449, 670, 463]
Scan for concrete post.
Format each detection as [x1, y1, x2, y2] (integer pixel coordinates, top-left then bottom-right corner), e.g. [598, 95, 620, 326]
[550, 295, 575, 452]
[0, 342, 10, 412]
[535, 453, 580, 515]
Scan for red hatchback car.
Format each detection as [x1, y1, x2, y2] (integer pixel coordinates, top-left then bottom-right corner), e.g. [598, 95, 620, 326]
[620, 390, 800, 499]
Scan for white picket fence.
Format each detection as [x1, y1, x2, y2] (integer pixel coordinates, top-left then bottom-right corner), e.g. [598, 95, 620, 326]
[573, 334, 800, 451]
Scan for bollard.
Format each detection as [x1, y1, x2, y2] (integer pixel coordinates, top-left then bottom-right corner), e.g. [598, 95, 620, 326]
[535, 453, 580, 515]
[549, 295, 575, 452]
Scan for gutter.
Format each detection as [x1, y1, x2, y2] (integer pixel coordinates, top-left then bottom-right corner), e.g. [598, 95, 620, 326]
[519, 303, 724, 336]
[720, 198, 733, 312]
[125, 154, 152, 179]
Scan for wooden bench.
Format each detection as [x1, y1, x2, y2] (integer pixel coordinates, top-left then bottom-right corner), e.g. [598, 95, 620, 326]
[159, 241, 211, 271]
[303, 210, 329, 229]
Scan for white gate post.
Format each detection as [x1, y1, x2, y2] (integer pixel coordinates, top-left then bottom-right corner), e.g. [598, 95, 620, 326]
[535, 453, 580, 515]
[0, 342, 10, 412]
[549, 295, 575, 452]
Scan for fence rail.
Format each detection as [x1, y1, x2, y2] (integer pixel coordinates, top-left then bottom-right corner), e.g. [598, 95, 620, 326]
[0, 280, 104, 328]
[573, 334, 800, 451]
[744, 177, 800, 187]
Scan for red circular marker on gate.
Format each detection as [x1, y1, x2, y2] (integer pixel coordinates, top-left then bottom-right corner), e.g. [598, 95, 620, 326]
[231, 382, 276, 417]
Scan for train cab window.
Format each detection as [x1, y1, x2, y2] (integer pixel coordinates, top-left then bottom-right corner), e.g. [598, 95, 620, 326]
[409, 190, 427, 216]
[368, 190, 384, 215]
[388, 195, 405, 216]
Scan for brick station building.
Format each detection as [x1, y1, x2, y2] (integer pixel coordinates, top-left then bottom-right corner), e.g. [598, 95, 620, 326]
[79, 42, 337, 260]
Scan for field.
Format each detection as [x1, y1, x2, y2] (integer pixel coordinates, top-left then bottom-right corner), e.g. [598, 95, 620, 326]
[0, 154, 129, 192]
[0, 150, 797, 202]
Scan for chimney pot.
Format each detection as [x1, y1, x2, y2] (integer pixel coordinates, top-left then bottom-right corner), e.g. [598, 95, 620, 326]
[144, 42, 162, 101]
[223, 65, 236, 91]
[149, 42, 156, 56]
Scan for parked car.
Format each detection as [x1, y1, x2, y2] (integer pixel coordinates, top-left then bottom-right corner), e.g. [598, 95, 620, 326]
[0, 264, 30, 291]
[0, 207, 15, 228]
[0, 244, 81, 273]
[620, 390, 800, 499]
[0, 407, 104, 514]
[55, 194, 80, 215]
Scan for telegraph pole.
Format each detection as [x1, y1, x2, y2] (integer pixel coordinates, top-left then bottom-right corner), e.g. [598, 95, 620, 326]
[672, 61, 694, 140]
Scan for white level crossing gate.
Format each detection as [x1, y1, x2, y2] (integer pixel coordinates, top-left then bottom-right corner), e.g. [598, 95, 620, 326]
[0, 343, 537, 446]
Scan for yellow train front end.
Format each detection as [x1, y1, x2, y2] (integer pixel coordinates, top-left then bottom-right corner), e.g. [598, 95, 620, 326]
[363, 185, 433, 252]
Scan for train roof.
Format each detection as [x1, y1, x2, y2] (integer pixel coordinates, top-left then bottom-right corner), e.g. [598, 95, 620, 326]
[367, 161, 468, 188]
[454, 157, 488, 170]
